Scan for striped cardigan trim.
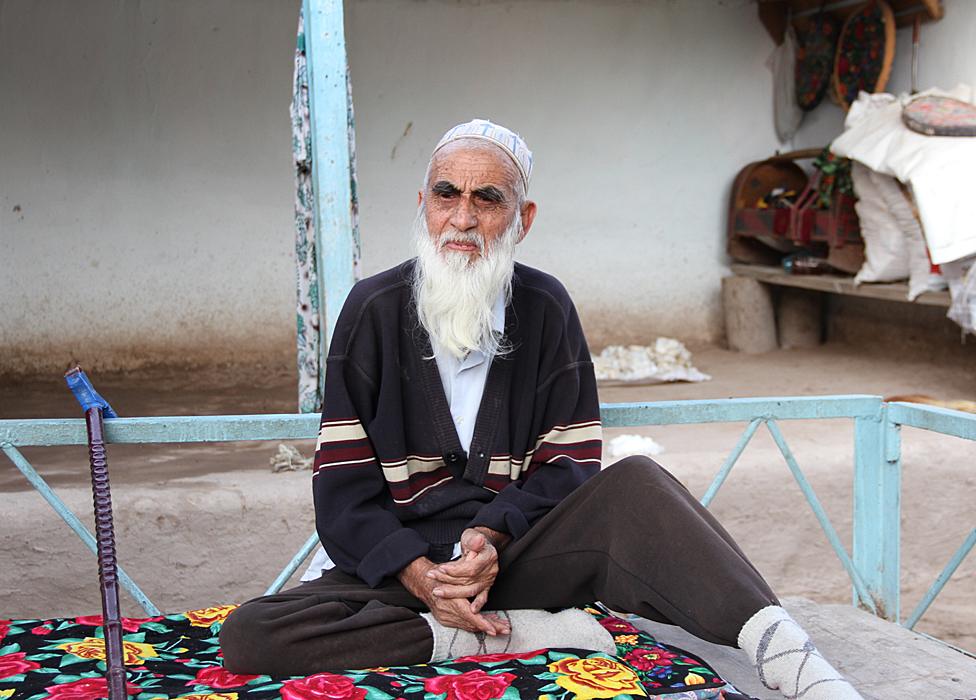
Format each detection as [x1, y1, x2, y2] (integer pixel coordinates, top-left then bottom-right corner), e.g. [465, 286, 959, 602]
[390, 472, 454, 504]
[314, 418, 602, 500]
[481, 420, 602, 490]
[315, 418, 368, 449]
[484, 420, 603, 473]
[536, 420, 603, 448]
[380, 455, 444, 484]
[313, 418, 373, 474]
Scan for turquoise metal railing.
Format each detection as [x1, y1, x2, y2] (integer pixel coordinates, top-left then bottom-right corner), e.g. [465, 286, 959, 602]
[884, 401, 976, 632]
[2, 395, 973, 642]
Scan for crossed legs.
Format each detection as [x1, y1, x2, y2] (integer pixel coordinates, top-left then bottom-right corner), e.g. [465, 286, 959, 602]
[220, 456, 776, 675]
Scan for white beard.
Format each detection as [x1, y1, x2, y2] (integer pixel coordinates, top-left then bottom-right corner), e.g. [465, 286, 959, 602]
[412, 207, 520, 360]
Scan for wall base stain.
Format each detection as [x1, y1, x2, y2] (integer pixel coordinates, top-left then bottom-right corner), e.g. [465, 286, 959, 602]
[0, 339, 297, 380]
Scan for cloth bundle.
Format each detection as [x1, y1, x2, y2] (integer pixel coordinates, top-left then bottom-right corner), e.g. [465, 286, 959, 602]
[831, 87, 976, 331]
[850, 163, 945, 300]
[831, 86, 976, 266]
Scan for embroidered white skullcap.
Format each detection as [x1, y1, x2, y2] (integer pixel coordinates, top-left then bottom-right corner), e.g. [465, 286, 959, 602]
[433, 118, 533, 191]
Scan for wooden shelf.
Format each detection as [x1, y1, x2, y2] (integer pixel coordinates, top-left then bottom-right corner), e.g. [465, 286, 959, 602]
[759, 0, 943, 44]
[730, 263, 951, 308]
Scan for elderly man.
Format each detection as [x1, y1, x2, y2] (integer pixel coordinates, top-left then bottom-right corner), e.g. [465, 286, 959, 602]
[220, 120, 860, 700]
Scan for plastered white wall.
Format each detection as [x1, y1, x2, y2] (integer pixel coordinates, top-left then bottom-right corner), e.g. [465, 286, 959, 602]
[792, 0, 976, 150]
[0, 0, 300, 374]
[346, 0, 779, 350]
[1, 0, 780, 375]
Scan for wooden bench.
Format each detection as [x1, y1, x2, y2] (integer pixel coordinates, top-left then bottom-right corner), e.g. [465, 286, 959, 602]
[723, 263, 951, 353]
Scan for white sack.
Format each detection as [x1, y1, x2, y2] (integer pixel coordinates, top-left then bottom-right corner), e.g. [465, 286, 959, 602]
[831, 85, 976, 265]
[852, 163, 909, 284]
[868, 168, 947, 299]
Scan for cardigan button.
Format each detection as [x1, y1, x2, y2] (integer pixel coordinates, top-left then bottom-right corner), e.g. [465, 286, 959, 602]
[447, 453, 458, 462]
[477, 452, 485, 459]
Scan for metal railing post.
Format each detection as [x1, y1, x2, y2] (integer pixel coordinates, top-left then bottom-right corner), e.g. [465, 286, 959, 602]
[852, 404, 901, 621]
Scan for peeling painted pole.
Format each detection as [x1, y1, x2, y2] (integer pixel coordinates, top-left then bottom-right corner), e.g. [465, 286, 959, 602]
[303, 0, 360, 410]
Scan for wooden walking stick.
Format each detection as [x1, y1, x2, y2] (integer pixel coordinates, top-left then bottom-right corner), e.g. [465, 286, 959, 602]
[65, 367, 127, 700]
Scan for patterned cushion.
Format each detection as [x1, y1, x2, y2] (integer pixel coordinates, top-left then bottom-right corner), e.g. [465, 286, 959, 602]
[903, 95, 976, 137]
[0, 604, 745, 700]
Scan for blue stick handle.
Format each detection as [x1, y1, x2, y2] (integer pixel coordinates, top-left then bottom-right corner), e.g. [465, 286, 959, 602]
[64, 367, 118, 418]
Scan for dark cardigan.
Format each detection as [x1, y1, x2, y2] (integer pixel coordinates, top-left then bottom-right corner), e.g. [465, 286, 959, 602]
[312, 260, 602, 587]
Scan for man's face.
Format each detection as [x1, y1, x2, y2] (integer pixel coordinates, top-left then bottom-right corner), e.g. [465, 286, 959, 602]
[422, 141, 530, 262]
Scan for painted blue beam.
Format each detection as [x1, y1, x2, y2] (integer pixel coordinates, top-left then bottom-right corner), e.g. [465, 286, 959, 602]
[303, 0, 358, 401]
[0, 397, 882, 447]
[0, 414, 321, 447]
[600, 395, 882, 427]
[887, 402, 976, 441]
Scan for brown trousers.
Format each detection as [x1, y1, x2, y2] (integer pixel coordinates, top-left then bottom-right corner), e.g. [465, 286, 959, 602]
[219, 456, 777, 675]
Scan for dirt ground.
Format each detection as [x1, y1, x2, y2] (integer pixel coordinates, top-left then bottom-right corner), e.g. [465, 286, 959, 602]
[1, 342, 974, 653]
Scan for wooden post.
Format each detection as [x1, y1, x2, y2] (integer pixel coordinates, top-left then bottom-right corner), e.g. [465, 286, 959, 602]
[303, 0, 358, 402]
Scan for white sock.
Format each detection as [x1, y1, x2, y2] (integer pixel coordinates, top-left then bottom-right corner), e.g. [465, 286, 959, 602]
[737, 605, 862, 699]
[420, 608, 616, 662]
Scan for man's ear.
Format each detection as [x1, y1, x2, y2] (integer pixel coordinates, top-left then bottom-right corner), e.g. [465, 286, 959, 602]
[518, 201, 537, 243]
[417, 191, 423, 207]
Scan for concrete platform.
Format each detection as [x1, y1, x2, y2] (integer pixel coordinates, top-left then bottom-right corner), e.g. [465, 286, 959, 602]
[631, 596, 976, 699]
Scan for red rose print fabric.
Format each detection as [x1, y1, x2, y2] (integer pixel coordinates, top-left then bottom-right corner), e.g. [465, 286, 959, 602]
[281, 672, 368, 700]
[0, 605, 745, 699]
[424, 669, 516, 700]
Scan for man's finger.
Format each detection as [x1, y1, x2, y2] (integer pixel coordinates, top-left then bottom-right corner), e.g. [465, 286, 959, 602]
[460, 529, 487, 553]
[433, 597, 505, 637]
[431, 566, 482, 584]
[451, 546, 493, 566]
[447, 601, 497, 636]
[436, 549, 494, 577]
[473, 609, 507, 636]
[474, 615, 498, 635]
[470, 589, 489, 614]
[434, 599, 475, 625]
[429, 559, 492, 582]
[433, 610, 481, 634]
[482, 612, 511, 635]
[432, 582, 486, 599]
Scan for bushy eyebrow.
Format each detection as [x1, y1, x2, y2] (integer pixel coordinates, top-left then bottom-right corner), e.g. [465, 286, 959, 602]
[431, 180, 460, 197]
[473, 185, 505, 203]
[429, 180, 507, 203]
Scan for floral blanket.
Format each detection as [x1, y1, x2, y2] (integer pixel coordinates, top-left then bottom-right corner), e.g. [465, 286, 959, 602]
[0, 604, 748, 700]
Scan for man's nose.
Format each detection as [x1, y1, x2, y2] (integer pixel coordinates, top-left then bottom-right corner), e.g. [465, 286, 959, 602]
[449, 197, 478, 231]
